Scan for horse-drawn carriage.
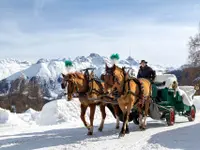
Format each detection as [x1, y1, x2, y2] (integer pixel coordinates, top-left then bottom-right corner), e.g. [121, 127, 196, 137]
[61, 65, 197, 136]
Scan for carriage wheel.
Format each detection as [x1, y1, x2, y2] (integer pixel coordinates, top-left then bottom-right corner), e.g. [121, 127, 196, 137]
[166, 108, 175, 126]
[188, 105, 196, 122]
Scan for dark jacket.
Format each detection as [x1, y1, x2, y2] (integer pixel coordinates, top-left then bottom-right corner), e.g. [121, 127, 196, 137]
[137, 65, 156, 81]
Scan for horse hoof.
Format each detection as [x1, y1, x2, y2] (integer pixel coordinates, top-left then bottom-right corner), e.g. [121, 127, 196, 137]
[98, 128, 103, 132]
[118, 133, 125, 138]
[140, 128, 145, 131]
[125, 130, 130, 134]
[116, 126, 120, 129]
[139, 126, 146, 131]
[87, 131, 93, 135]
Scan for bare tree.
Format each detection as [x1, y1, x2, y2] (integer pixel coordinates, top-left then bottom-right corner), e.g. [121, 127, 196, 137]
[188, 23, 200, 67]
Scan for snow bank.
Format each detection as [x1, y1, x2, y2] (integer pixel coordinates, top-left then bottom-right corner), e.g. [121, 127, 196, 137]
[194, 96, 200, 111]
[36, 98, 115, 126]
[36, 99, 81, 125]
[1, 95, 199, 127]
[0, 108, 40, 126]
[17, 108, 40, 124]
[0, 98, 115, 127]
[0, 108, 27, 126]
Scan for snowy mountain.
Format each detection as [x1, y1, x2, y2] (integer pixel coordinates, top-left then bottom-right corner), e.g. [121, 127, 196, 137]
[0, 53, 174, 100]
[0, 59, 31, 80]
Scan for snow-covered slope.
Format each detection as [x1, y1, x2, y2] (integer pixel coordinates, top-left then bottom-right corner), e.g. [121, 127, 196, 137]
[0, 59, 31, 80]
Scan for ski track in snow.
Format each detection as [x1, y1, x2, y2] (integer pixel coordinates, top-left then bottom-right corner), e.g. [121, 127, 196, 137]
[0, 99, 200, 150]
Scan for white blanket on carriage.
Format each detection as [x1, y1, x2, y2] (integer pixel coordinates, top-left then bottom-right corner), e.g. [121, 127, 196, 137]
[177, 86, 196, 106]
[155, 75, 195, 106]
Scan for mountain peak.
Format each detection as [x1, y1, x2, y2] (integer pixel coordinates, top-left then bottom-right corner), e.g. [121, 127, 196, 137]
[74, 56, 89, 63]
[126, 56, 138, 65]
[36, 58, 50, 64]
[88, 53, 101, 58]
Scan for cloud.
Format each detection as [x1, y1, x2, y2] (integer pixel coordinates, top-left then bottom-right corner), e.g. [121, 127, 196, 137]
[33, 0, 56, 17]
[0, 19, 198, 66]
[0, 0, 200, 66]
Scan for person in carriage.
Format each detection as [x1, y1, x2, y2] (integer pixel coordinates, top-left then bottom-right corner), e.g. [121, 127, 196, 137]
[137, 60, 195, 107]
[137, 60, 156, 82]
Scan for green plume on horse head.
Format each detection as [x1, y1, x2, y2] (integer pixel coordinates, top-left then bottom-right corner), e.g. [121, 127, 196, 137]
[65, 60, 73, 67]
[110, 53, 120, 60]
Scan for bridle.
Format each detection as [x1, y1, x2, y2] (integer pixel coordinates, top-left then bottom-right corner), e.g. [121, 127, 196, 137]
[102, 73, 114, 88]
[104, 66, 125, 96]
[88, 78, 104, 95]
[62, 76, 79, 96]
[105, 67, 121, 86]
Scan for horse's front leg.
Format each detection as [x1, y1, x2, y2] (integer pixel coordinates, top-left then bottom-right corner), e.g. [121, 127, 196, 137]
[138, 107, 143, 130]
[98, 104, 106, 132]
[119, 111, 126, 137]
[80, 104, 89, 128]
[88, 104, 96, 135]
[142, 99, 151, 129]
[118, 98, 128, 137]
[114, 105, 120, 129]
[138, 106, 146, 131]
[123, 99, 135, 135]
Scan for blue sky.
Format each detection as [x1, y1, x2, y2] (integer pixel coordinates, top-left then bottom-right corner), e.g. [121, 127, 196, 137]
[0, 0, 200, 66]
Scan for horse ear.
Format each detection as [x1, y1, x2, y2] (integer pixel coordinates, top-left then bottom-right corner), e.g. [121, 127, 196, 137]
[113, 64, 116, 70]
[68, 74, 74, 78]
[61, 73, 66, 78]
[122, 67, 125, 72]
[105, 64, 108, 70]
[100, 74, 105, 81]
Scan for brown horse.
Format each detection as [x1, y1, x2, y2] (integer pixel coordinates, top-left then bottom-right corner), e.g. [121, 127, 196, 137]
[101, 72, 121, 129]
[61, 71, 119, 135]
[104, 64, 152, 137]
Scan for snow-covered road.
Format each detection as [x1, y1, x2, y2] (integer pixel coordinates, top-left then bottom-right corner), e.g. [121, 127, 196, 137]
[0, 98, 200, 150]
[0, 116, 200, 150]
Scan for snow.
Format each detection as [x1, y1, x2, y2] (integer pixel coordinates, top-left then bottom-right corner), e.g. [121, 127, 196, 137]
[0, 59, 31, 80]
[2, 53, 172, 83]
[36, 99, 115, 126]
[36, 99, 81, 125]
[0, 108, 27, 126]
[0, 53, 175, 99]
[0, 96, 200, 150]
[194, 96, 200, 110]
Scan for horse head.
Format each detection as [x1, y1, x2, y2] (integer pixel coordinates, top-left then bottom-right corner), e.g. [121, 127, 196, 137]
[61, 72, 87, 101]
[102, 64, 126, 94]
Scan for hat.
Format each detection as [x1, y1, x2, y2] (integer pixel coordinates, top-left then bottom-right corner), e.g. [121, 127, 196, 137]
[140, 60, 148, 64]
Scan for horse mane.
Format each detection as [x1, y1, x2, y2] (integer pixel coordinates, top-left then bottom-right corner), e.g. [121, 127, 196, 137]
[106, 64, 124, 74]
[68, 72, 85, 80]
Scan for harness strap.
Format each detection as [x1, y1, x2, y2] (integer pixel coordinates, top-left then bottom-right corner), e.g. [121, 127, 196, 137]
[124, 78, 147, 108]
[88, 79, 104, 95]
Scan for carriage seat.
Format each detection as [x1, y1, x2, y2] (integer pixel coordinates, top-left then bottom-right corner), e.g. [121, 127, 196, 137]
[153, 74, 178, 89]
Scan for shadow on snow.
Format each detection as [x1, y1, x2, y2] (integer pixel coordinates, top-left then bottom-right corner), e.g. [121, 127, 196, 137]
[148, 123, 200, 150]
